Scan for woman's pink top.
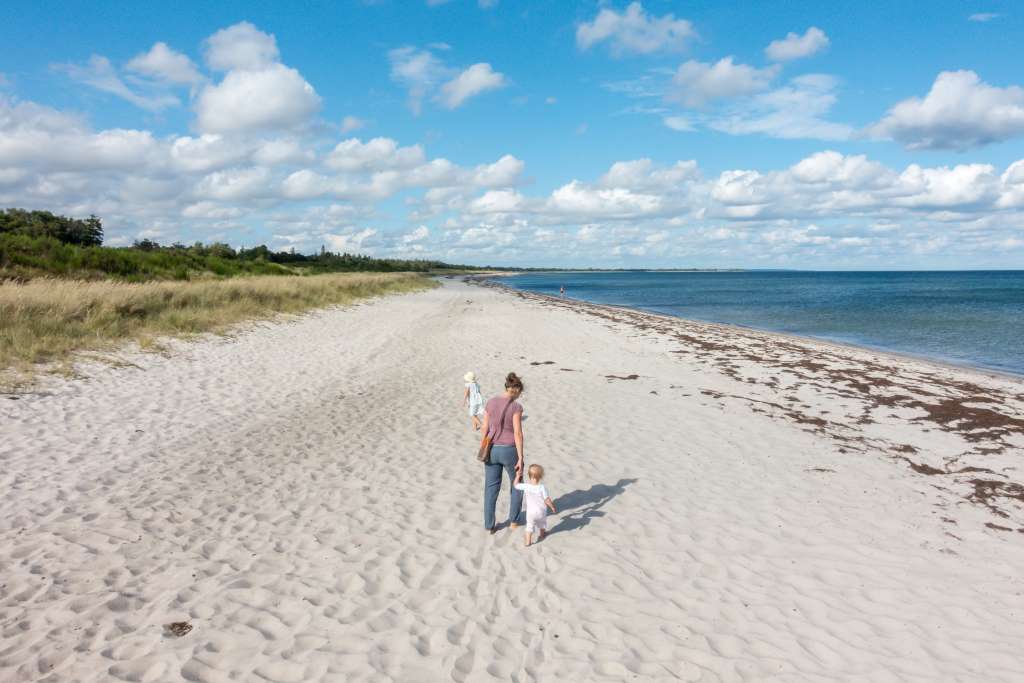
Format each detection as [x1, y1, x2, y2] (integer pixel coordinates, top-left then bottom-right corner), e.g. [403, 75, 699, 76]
[486, 396, 523, 446]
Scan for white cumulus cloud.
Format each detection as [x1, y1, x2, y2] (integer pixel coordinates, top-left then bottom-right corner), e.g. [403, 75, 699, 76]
[468, 189, 525, 213]
[669, 57, 779, 108]
[326, 137, 426, 172]
[0, 97, 161, 171]
[127, 42, 203, 84]
[169, 134, 251, 172]
[577, 2, 696, 56]
[765, 27, 829, 62]
[548, 181, 663, 218]
[253, 138, 314, 165]
[195, 63, 321, 133]
[389, 47, 506, 113]
[789, 151, 890, 187]
[998, 160, 1024, 208]
[869, 70, 1024, 150]
[194, 23, 321, 134]
[471, 154, 524, 187]
[194, 167, 271, 201]
[439, 63, 506, 109]
[204, 22, 280, 71]
[599, 159, 698, 191]
[890, 163, 999, 209]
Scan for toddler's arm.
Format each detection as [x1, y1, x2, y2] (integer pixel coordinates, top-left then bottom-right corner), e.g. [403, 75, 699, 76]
[462, 386, 469, 404]
[540, 485, 556, 513]
[514, 482, 527, 490]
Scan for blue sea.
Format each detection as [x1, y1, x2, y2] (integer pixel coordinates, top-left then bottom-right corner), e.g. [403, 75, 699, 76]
[501, 271, 1024, 376]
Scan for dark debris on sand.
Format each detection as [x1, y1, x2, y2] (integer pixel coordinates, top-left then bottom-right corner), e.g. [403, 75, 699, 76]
[163, 622, 193, 638]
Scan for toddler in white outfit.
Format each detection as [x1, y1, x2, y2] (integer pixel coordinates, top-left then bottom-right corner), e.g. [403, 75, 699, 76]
[514, 464, 557, 546]
[463, 371, 484, 430]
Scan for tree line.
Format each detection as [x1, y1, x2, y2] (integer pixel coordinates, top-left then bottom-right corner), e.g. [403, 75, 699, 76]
[1, 208, 482, 280]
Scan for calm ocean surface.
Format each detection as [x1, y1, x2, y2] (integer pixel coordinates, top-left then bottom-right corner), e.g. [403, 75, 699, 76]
[501, 271, 1024, 376]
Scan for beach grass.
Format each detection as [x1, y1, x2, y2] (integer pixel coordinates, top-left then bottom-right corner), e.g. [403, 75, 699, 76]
[0, 272, 435, 386]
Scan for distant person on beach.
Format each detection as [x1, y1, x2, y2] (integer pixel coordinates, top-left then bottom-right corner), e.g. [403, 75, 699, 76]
[515, 464, 556, 546]
[481, 372, 525, 533]
[560, 285, 565, 297]
[463, 371, 484, 430]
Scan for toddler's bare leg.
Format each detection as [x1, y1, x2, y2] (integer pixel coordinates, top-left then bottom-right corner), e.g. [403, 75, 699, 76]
[538, 528, 547, 541]
[524, 531, 533, 547]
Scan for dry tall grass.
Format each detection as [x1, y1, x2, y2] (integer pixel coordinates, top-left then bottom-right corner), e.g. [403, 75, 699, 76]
[0, 272, 434, 385]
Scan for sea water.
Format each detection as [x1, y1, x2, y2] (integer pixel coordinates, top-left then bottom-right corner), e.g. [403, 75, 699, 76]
[501, 271, 1024, 376]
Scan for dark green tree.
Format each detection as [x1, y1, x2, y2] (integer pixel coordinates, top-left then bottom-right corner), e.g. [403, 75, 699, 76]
[0, 209, 103, 246]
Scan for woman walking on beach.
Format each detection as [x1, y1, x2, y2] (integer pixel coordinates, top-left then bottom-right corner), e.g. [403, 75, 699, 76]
[481, 372, 526, 533]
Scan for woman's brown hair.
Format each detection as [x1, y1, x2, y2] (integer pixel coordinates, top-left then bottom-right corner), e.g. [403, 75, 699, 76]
[505, 372, 524, 392]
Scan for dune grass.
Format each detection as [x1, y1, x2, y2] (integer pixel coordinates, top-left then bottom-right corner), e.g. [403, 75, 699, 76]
[0, 272, 435, 387]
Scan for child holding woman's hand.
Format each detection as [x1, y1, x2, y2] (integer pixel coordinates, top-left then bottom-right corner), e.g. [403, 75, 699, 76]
[514, 464, 556, 546]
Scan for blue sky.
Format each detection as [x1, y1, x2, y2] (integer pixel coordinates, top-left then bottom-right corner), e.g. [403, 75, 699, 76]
[1, 0, 1022, 268]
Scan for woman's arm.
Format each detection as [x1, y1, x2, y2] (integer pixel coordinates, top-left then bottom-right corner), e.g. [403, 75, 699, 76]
[480, 409, 490, 436]
[512, 411, 524, 474]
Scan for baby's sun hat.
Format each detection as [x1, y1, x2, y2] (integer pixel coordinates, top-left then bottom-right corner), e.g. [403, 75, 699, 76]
[464, 371, 476, 382]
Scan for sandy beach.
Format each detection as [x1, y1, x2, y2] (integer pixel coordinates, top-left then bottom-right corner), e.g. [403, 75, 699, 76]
[2, 277, 1024, 682]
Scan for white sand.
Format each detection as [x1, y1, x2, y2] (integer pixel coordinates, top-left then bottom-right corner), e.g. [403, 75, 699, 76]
[2, 278, 1023, 682]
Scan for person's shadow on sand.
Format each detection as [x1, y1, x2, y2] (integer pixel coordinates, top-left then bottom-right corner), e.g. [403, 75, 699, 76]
[548, 478, 637, 535]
